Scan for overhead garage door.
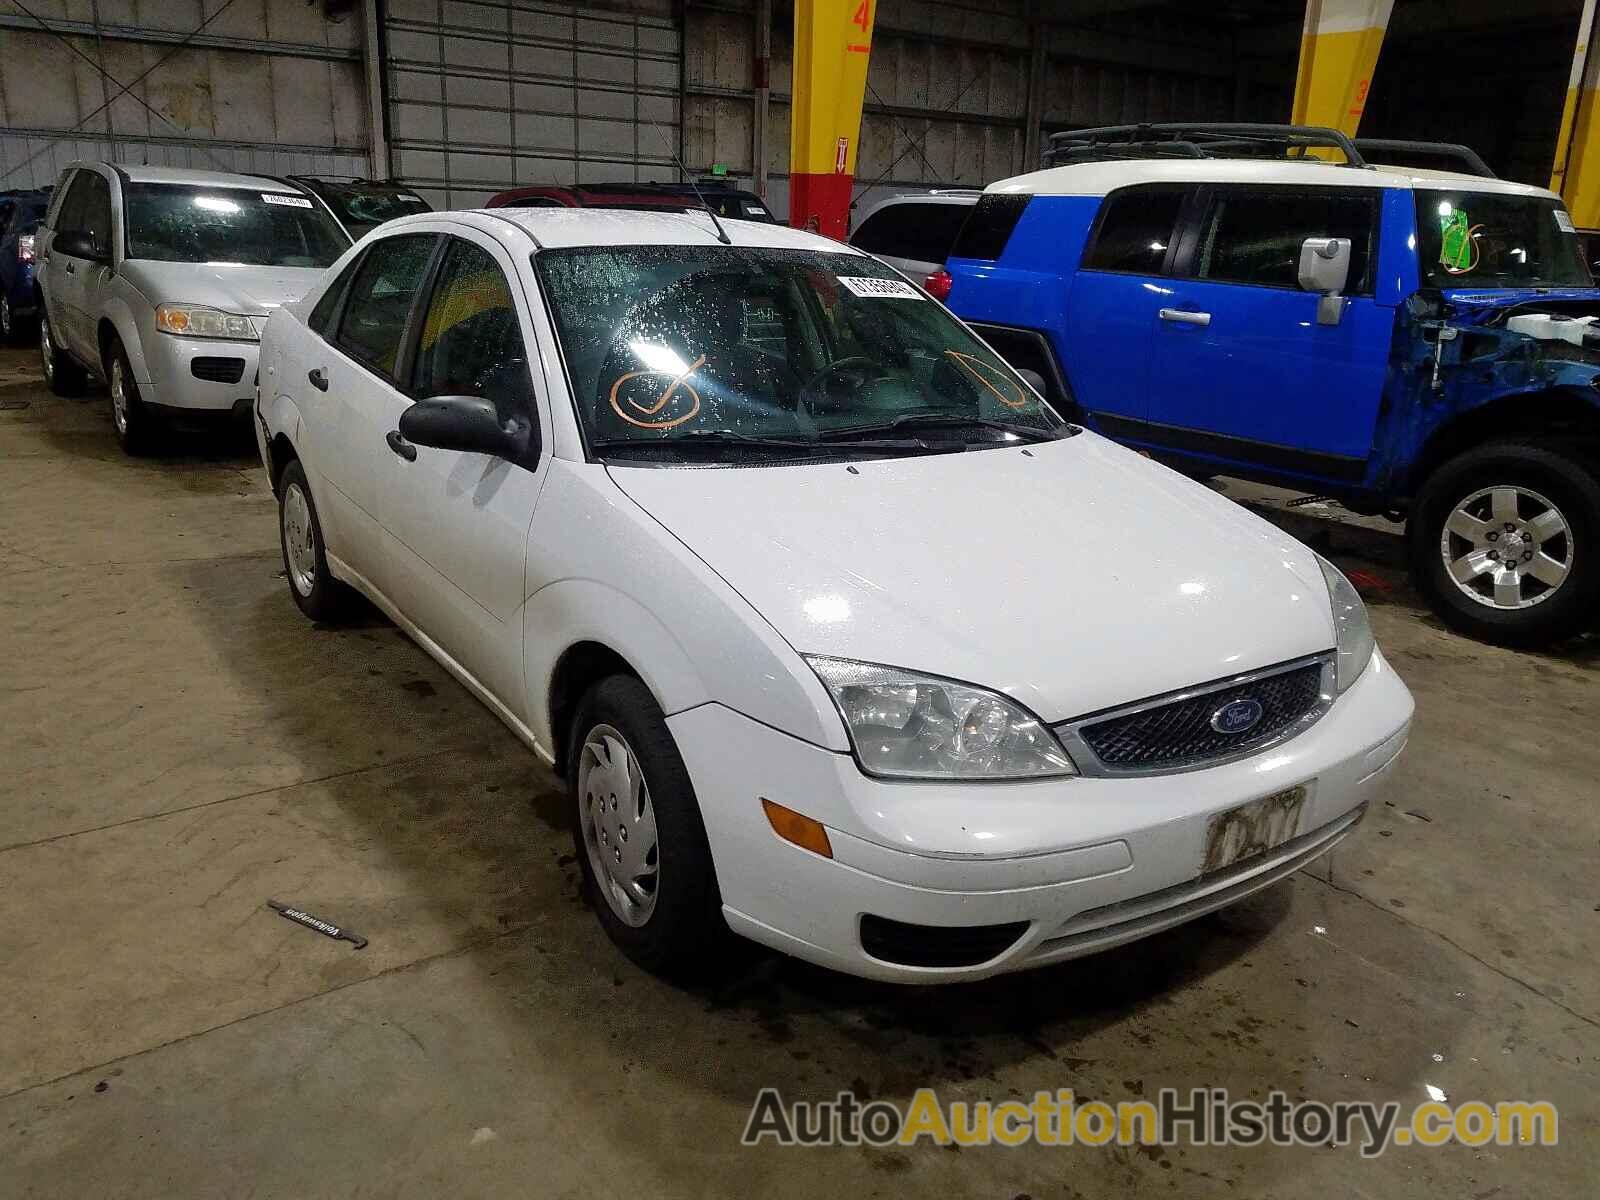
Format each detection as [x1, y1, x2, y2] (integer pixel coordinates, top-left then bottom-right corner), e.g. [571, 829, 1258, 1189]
[382, 0, 681, 208]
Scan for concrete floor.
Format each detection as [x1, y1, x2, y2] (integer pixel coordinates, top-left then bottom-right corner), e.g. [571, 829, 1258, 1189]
[1, 343, 1596, 1198]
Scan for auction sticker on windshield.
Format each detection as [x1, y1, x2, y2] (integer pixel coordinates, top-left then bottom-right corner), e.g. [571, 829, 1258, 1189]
[1555, 209, 1576, 233]
[262, 193, 313, 208]
[837, 276, 924, 300]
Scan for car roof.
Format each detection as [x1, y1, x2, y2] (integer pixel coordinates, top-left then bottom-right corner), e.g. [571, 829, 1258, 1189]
[986, 158, 1562, 201]
[387, 207, 864, 253]
[68, 162, 306, 191]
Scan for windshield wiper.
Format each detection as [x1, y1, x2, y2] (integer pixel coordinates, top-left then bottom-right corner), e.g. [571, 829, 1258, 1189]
[819, 412, 1060, 443]
[590, 428, 960, 458]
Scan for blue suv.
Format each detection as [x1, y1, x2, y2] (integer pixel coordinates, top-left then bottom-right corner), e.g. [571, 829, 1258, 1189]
[0, 188, 49, 343]
[947, 124, 1600, 647]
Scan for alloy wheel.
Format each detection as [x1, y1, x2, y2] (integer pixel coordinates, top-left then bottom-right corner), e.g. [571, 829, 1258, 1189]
[1440, 484, 1573, 610]
[577, 724, 660, 928]
[281, 481, 318, 598]
[110, 358, 129, 434]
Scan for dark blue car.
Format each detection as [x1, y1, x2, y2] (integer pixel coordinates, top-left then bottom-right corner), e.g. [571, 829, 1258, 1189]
[1, 188, 50, 343]
[945, 124, 1600, 648]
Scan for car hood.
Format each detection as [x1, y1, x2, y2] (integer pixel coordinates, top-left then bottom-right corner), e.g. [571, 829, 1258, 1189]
[607, 433, 1337, 723]
[120, 260, 327, 318]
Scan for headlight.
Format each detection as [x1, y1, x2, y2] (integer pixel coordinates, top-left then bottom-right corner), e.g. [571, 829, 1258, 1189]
[1317, 556, 1375, 693]
[155, 304, 258, 341]
[805, 656, 1077, 781]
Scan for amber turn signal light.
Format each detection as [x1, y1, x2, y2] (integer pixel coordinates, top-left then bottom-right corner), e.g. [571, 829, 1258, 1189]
[761, 798, 833, 858]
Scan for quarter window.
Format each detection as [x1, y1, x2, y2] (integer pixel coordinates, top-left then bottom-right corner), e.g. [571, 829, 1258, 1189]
[1193, 187, 1378, 293]
[334, 234, 436, 378]
[1083, 186, 1188, 274]
[850, 203, 973, 266]
[412, 239, 533, 423]
[310, 256, 362, 336]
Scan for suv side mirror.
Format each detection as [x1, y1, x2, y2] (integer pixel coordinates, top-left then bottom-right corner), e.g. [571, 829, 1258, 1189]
[399, 395, 532, 461]
[53, 229, 110, 263]
[1298, 237, 1351, 326]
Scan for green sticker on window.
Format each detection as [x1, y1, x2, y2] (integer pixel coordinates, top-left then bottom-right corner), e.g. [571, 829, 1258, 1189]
[1440, 210, 1472, 271]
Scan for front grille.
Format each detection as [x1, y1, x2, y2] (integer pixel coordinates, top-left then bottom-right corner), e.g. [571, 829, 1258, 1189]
[191, 356, 246, 384]
[1072, 660, 1327, 772]
[859, 915, 1028, 969]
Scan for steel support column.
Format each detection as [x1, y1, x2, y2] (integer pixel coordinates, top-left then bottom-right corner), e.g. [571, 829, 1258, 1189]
[1290, 0, 1393, 137]
[363, 0, 391, 181]
[754, 0, 772, 200]
[1552, 0, 1600, 226]
[788, 0, 875, 237]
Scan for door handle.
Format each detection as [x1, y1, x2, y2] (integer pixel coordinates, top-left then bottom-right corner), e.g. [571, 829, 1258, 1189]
[64, 261, 76, 275]
[386, 430, 417, 462]
[1159, 307, 1210, 327]
[307, 368, 328, 392]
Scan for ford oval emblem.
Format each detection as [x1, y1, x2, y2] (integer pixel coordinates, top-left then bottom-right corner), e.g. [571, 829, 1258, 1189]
[1210, 698, 1265, 736]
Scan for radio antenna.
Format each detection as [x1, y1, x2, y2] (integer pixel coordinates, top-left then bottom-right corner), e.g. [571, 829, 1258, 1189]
[649, 122, 732, 245]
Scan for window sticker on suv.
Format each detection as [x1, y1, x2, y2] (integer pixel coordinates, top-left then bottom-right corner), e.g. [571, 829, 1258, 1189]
[837, 276, 923, 299]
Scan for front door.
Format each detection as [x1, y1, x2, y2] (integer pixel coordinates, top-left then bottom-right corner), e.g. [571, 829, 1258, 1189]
[1144, 184, 1391, 485]
[380, 233, 548, 717]
[45, 169, 113, 360]
[1057, 184, 1193, 436]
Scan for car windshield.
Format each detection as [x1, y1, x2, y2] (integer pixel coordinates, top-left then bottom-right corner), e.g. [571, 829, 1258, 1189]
[315, 184, 429, 237]
[1415, 190, 1592, 289]
[534, 245, 1069, 460]
[124, 183, 350, 267]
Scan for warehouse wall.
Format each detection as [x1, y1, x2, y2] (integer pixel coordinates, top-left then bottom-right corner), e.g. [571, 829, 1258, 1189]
[684, 0, 1243, 226]
[0, 0, 369, 191]
[381, 0, 682, 208]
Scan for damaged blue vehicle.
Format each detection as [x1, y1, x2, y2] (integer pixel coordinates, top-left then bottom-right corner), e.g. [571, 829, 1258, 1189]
[944, 124, 1600, 647]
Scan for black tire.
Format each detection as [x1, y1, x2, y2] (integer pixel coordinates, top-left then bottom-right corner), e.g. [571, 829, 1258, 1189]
[39, 308, 86, 397]
[106, 337, 156, 455]
[277, 459, 354, 622]
[567, 674, 724, 976]
[1409, 439, 1600, 647]
[0, 294, 33, 345]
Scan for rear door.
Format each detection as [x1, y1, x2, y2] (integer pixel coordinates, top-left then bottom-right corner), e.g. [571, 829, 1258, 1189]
[1143, 184, 1390, 483]
[1057, 184, 1193, 435]
[380, 231, 548, 714]
[849, 200, 972, 278]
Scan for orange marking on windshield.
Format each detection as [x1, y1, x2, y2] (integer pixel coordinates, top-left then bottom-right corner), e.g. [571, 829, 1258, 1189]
[608, 354, 706, 429]
[943, 350, 1029, 410]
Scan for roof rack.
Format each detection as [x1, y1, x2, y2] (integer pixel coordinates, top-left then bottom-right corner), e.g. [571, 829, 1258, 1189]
[1044, 123, 1367, 169]
[1350, 139, 1496, 179]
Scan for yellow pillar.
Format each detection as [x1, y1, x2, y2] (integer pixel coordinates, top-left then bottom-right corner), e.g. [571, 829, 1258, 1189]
[1290, 0, 1394, 138]
[1551, 0, 1600, 227]
[788, 0, 876, 237]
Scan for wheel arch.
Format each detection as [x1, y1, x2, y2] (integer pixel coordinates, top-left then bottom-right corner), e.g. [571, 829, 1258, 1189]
[546, 640, 644, 777]
[96, 300, 148, 384]
[1410, 388, 1600, 494]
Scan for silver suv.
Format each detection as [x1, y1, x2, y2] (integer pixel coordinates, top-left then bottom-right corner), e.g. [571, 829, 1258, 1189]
[36, 164, 351, 453]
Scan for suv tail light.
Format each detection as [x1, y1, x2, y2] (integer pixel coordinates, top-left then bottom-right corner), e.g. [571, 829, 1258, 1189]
[18, 234, 35, 264]
[924, 269, 953, 301]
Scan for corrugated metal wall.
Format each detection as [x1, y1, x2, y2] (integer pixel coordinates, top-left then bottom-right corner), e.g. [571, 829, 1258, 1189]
[381, 0, 682, 208]
[0, 0, 369, 191]
[684, 0, 1245, 224]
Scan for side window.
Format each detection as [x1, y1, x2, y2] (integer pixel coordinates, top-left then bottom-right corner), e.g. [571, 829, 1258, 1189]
[1193, 187, 1378, 294]
[54, 171, 96, 235]
[45, 171, 76, 229]
[851, 204, 967, 264]
[309, 255, 362, 336]
[1082, 186, 1188, 274]
[849, 208, 898, 254]
[334, 233, 436, 378]
[412, 238, 533, 423]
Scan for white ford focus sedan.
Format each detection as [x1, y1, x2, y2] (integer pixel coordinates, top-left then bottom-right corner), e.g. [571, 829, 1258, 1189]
[255, 208, 1413, 983]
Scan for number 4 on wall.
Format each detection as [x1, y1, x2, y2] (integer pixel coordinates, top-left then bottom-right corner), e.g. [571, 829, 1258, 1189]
[852, 0, 870, 30]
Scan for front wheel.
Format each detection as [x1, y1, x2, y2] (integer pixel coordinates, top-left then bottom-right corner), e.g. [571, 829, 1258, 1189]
[107, 340, 155, 455]
[568, 675, 723, 976]
[1410, 440, 1600, 647]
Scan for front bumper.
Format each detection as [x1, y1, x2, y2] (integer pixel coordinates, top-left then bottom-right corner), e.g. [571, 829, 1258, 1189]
[139, 331, 260, 414]
[668, 646, 1413, 983]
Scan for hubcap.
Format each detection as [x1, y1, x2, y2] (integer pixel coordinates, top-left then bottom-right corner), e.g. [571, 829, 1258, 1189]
[281, 482, 318, 597]
[39, 320, 53, 382]
[1440, 485, 1572, 610]
[577, 725, 660, 928]
[110, 359, 129, 434]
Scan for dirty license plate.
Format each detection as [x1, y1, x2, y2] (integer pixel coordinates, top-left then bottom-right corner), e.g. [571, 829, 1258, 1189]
[1202, 785, 1307, 874]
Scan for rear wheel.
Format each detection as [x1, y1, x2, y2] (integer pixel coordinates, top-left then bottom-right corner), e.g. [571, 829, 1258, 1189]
[39, 309, 85, 396]
[568, 675, 723, 976]
[1410, 440, 1600, 647]
[277, 459, 354, 622]
[0, 295, 28, 344]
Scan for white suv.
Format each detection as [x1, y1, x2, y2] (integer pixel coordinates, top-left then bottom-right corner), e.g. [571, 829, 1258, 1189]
[35, 164, 350, 453]
[257, 207, 1413, 982]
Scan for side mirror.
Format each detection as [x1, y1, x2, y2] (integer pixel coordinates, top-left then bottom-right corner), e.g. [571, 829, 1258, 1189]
[53, 228, 110, 263]
[1298, 236, 1351, 326]
[1016, 367, 1048, 397]
[398, 395, 532, 461]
